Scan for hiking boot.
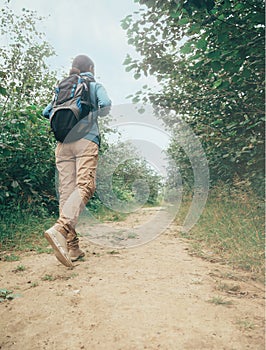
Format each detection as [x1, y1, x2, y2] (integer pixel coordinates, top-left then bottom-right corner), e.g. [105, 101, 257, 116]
[44, 227, 74, 268]
[69, 246, 85, 262]
[66, 229, 85, 262]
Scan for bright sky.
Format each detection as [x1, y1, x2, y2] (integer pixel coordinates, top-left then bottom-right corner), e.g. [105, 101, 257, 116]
[2, 0, 156, 105]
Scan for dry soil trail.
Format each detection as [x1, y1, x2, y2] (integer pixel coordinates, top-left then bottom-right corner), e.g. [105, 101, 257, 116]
[0, 207, 264, 350]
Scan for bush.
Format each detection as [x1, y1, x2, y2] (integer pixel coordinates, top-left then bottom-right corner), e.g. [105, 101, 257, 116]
[0, 105, 58, 215]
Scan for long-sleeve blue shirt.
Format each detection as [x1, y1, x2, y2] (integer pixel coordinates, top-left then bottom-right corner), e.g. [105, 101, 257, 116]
[42, 71, 112, 145]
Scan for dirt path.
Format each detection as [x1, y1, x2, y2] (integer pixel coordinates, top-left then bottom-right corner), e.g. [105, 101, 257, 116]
[0, 208, 265, 350]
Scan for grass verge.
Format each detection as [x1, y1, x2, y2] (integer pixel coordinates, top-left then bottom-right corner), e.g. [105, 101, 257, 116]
[0, 205, 128, 253]
[0, 211, 55, 252]
[175, 185, 265, 280]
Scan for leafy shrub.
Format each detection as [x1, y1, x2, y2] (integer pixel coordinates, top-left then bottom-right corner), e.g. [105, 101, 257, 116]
[0, 105, 57, 215]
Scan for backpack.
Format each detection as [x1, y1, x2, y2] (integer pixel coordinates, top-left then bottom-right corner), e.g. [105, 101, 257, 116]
[49, 74, 95, 143]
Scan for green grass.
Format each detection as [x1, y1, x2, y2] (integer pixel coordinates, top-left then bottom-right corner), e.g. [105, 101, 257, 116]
[0, 203, 128, 254]
[0, 211, 55, 252]
[235, 318, 256, 331]
[175, 186, 265, 279]
[41, 274, 55, 281]
[29, 282, 39, 288]
[12, 264, 26, 273]
[0, 289, 22, 302]
[87, 205, 128, 222]
[2, 254, 20, 262]
[207, 296, 233, 306]
[215, 282, 241, 293]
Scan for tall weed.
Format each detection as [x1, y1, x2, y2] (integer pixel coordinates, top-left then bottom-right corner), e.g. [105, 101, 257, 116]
[176, 183, 265, 277]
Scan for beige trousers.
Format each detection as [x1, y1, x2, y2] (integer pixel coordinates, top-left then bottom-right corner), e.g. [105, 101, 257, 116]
[55, 139, 98, 236]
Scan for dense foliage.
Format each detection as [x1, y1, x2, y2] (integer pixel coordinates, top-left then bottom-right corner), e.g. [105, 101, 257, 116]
[122, 0, 265, 193]
[0, 6, 58, 214]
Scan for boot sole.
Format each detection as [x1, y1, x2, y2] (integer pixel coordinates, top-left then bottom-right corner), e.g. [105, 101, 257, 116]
[70, 252, 85, 262]
[44, 229, 73, 268]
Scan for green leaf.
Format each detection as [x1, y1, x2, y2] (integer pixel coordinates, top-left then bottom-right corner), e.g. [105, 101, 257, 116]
[221, 80, 230, 89]
[180, 42, 193, 54]
[190, 22, 201, 32]
[134, 73, 141, 80]
[170, 10, 180, 19]
[234, 3, 245, 11]
[213, 79, 223, 88]
[0, 86, 7, 96]
[242, 68, 251, 78]
[123, 55, 132, 65]
[212, 119, 223, 126]
[217, 32, 227, 44]
[132, 96, 140, 103]
[211, 61, 222, 72]
[207, 51, 221, 59]
[196, 39, 207, 50]
[179, 17, 189, 25]
[224, 61, 240, 73]
[139, 0, 155, 7]
[125, 66, 134, 72]
[121, 18, 131, 30]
